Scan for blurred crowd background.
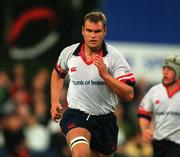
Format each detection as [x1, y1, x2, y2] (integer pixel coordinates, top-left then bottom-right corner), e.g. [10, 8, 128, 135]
[0, 0, 180, 157]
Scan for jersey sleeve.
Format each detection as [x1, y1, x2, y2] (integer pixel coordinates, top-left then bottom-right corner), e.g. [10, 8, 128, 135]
[110, 50, 135, 87]
[137, 88, 154, 121]
[55, 47, 70, 78]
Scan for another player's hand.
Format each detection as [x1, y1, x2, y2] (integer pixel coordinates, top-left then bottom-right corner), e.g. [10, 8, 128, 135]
[141, 128, 153, 142]
[51, 103, 63, 123]
[92, 55, 108, 78]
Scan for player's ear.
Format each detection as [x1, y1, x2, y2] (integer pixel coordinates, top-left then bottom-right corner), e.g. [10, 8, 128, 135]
[82, 26, 84, 35]
[104, 27, 107, 36]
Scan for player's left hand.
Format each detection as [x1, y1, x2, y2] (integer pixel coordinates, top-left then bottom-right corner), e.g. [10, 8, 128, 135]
[92, 55, 108, 78]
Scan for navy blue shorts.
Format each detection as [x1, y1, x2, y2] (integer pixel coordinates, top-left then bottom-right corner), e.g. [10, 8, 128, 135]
[60, 108, 118, 155]
[152, 139, 180, 157]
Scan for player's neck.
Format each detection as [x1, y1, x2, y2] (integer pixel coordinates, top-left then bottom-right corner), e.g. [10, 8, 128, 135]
[83, 45, 101, 63]
[83, 49, 95, 63]
[165, 79, 180, 97]
[84, 45, 101, 55]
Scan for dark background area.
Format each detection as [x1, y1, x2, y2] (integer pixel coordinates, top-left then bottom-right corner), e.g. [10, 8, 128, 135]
[0, 0, 100, 79]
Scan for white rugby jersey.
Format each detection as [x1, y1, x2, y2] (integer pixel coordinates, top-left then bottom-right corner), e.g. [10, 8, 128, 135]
[55, 42, 135, 115]
[138, 83, 180, 144]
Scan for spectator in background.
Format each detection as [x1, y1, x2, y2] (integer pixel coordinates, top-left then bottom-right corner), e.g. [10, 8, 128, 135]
[24, 113, 51, 157]
[32, 92, 49, 125]
[50, 11, 135, 157]
[137, 54, 180, 157]
[0, 70, 13, 118]
[31, 68, 50, 125]
[10, 64, 27, 96]
[2, 113, 30, 157]
[10, 63, 31, 114]
[0, 65, 72, 157]
[0, 67, 30, 157]
[31, 68, 50, 92]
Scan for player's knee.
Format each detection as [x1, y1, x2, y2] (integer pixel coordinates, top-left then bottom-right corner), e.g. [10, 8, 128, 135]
[72, 150, 90, 157]
[72, 146, 90, 157]
[70, 136, 90, 157]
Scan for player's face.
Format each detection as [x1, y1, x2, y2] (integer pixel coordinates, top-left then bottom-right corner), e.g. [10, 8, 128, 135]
[82, 20, 106, 52]
[162, 67, 176, 85]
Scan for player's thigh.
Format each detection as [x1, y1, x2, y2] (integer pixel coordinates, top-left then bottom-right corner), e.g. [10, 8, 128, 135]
[90, 150, 113, 157]
[66, 127, 91, 156]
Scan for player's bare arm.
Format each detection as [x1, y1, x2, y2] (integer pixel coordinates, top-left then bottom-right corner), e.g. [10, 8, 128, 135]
[139, 118, 153, 142]
[93, 54, 134, 101]
[50, 69, 64, 122]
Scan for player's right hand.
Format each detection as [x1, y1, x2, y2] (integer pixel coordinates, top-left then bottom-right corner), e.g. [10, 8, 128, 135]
[50, 103, 63, 123]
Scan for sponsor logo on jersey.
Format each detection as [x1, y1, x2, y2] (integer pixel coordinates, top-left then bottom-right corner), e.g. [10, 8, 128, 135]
[154, 99, 160, 105]
[71, 67, 77, 72]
